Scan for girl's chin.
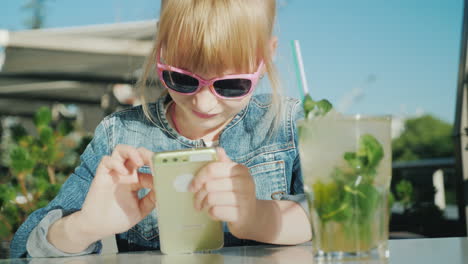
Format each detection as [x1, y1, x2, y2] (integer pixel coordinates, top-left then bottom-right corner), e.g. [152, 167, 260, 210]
[191, 117, 228, 130]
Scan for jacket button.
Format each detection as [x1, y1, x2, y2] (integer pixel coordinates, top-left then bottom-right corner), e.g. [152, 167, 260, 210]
[271, 191, 285, 200]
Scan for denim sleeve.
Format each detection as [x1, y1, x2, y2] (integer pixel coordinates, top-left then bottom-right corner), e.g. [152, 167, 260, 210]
[9, 119, 111, 258]
[26, 209, 99, 257]
[280, 155, 309, 215]
[280, 100, 309, 215]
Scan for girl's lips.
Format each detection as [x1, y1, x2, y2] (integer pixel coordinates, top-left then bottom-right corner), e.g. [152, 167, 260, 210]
[192, 109, 218, 119]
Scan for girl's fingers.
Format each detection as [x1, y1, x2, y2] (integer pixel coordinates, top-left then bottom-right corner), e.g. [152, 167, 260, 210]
[193, 188, 209, 211]
[137, 147, 154, 166]
[208, 206, 238, 222]
[100, 146, 154, 175]
[138, 189, 156, 216]
[193, 177, 243, 210]
[201, 192, 238, 210]
[215, 147, 232, 163]
[204, 177, 243, 192]
[112, 145, 144, 170]
[189, 162, 240, 192]
[100, 154, 155, 192]
[100, 155, 128, 176]
[136, 172, 153, 190]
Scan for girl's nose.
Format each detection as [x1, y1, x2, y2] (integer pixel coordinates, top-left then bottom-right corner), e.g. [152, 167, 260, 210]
[192, 85, 217, 112]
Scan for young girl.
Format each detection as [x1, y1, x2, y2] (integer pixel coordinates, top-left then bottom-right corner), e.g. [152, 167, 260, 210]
[10, 0, 311, 258]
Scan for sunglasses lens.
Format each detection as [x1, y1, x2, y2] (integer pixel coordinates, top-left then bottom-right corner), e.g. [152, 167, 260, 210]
[162, 70, 199, 93]
[213, 79, 252, 98]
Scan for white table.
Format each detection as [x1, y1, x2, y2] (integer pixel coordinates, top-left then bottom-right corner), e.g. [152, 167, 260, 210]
[1, 237, 467, 264]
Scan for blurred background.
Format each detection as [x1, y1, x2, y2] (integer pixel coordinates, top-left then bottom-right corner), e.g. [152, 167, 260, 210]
[0, 0, 466, 258]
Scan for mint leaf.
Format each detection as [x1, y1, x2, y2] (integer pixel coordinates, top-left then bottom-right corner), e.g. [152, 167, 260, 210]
[313, 181, 349, 222]
[303, 95, 333, 118]
[357, 134, 384, 170]
[315, 99, 333, 116]
[344, 152, 363, 170]
[303, 94, 316, 118]
[356, 183, 380, 219]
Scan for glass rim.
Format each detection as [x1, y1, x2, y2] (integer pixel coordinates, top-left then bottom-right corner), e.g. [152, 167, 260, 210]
[297, 114, 392, 124]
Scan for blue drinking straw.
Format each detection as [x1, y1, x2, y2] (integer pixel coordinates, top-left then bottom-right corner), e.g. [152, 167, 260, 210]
[291, 40, 310, 102]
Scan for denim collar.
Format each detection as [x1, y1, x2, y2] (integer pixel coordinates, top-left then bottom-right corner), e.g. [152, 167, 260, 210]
[154, 94, 250, 148]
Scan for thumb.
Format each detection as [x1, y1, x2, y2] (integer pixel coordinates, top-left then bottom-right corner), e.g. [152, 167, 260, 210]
[216, 147, 232, 163]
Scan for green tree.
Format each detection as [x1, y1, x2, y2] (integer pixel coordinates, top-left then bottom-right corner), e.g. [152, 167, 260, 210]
[22, 0, 51, 29]
[392, 114, 454, 162]
[0, 107, 88, 240]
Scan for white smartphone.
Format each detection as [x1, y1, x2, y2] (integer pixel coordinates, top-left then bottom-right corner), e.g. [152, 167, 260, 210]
[152, 147, 224, 254]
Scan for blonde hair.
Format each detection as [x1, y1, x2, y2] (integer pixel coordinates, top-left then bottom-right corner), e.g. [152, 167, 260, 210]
[138, 0, 283, 133]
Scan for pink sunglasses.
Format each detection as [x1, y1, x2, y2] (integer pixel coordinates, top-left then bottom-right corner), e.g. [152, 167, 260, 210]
[157, 51, 264, 99]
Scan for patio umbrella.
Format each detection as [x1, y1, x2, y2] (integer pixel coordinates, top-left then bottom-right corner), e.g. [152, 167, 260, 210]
[0, 20, 161, 130]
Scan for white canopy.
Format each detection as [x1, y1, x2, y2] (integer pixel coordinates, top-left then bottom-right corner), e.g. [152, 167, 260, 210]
[0, 20, 159, 119]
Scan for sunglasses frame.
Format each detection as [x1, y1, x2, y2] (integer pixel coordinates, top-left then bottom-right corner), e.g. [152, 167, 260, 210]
[156, 51, 264, 100]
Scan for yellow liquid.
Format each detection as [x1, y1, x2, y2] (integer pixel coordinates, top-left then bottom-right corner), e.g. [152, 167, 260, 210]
[306, 186, 390, 253]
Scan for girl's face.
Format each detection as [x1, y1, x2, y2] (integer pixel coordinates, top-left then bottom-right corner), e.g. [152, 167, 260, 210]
[167, 67, 255, 132]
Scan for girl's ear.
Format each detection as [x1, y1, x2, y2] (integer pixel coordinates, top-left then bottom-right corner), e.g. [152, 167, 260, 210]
[270, 36, 279, 58]
[261, 36, 278, 75]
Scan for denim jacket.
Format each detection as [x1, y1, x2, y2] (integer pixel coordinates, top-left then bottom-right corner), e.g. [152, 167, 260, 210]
[10, 93, 306, 258]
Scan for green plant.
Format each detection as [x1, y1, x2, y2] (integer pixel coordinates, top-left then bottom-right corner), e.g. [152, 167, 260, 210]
[395, 179, 414, 211]
[0, 107, 91, 240]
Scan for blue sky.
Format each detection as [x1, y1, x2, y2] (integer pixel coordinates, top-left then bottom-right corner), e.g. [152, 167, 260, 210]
[0, 0, 463, 123]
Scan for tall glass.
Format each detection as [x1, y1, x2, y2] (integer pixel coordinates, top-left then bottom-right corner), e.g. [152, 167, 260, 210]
[298, 114, 392, 261]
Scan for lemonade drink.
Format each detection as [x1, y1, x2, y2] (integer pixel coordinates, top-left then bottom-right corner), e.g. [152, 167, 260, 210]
[298, 114, 391, 260]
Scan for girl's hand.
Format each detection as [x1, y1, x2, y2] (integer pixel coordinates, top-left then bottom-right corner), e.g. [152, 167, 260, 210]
[77, 144, 156, 241]
[189, 148, 258, 239]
